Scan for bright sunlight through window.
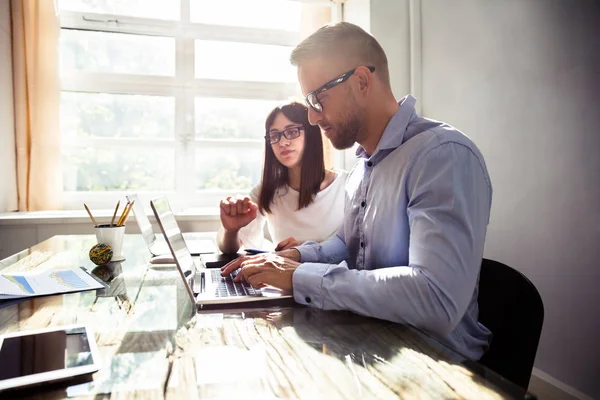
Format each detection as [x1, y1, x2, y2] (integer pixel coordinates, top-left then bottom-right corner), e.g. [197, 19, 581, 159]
[58, 0, 338, 210]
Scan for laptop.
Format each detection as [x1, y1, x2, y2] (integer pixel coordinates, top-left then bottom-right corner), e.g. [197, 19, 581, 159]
[150, 197, 292, 305]
[126, 194, 216, 256]
[150, 197, 293, 306]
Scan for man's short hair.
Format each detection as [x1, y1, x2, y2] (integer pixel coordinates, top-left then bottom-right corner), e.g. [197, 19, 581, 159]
[290, 22, 390, 88]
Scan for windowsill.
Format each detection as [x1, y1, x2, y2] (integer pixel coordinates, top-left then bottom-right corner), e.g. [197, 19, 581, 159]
[0, 208, 220, 226]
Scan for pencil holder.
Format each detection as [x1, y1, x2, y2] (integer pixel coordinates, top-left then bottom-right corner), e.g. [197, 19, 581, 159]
[95, 225, 125, 261]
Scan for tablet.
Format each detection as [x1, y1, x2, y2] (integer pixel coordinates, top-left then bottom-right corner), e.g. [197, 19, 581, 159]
[0, 325, 101, 392]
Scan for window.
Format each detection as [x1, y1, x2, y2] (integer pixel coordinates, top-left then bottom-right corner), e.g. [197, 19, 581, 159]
[58, 0, 339, 210]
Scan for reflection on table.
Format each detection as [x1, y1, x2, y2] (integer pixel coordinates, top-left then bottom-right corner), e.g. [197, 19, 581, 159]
[0, 235, 521, 399]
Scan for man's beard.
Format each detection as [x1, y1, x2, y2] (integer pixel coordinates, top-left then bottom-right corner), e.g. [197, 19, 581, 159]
[328, 110, 365, 150]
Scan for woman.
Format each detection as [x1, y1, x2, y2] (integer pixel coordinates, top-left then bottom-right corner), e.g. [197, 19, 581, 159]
[217, 101, 347, 254]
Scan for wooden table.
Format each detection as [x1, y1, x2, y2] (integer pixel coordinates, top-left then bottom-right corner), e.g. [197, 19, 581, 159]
[0, 235, 523, 399]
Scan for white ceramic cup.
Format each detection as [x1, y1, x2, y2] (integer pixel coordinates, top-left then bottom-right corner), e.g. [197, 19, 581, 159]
[94, 224, 125, 260]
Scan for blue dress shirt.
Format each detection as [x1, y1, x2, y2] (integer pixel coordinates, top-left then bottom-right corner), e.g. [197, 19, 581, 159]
[292, 95, 492, 360]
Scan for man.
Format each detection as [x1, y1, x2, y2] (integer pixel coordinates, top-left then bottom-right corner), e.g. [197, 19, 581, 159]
[222, 22, 492, 360]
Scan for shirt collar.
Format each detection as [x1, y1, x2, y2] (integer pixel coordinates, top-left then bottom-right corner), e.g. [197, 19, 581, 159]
[356, 95, 417, 159]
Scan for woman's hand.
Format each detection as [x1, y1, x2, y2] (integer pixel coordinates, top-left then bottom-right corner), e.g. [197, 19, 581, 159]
[219, 196, 258, 232]
[275, 236, 301, 251]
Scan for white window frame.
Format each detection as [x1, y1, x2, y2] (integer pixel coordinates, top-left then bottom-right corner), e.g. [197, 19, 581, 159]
[59, 0, 341, 211]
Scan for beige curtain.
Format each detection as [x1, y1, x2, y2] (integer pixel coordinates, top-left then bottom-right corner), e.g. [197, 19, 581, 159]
[12, 0, 62, 211]
[300, 4, 335, 170]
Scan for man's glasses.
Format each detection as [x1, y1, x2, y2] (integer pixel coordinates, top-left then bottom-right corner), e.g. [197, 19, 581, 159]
[266, 126, 304, 145]
[305, 66, 375, 113]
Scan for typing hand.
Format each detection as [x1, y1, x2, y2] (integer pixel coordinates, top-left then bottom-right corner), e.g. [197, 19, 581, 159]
[275, 248, 301, 262]
[219, 196, 258, 232]
[221, 253, 300, 292]
[274, 236, 301, 251]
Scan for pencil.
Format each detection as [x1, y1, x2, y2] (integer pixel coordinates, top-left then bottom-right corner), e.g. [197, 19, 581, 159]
[110, 201, 120, 227]
[84, 203, 98, 227]
[116, 201, 130, 227]
[120, 200, 134, 226]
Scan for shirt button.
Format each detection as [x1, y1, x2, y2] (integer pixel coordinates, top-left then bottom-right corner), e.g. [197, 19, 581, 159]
[361, 201, 366, 207]
[360, 242, 365, 248]
[366, 161, 373, 167]
[305, 296, 312, 304]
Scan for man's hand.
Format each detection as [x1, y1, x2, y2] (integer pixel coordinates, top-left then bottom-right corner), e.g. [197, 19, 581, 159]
[275, 236, 301, 251]
[221, 253, 300, 292]
[275, 248, 301, 262]
[219, 196, 258, 232]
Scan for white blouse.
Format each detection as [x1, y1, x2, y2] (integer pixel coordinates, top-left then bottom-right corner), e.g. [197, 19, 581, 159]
[238, 170, 347, 250]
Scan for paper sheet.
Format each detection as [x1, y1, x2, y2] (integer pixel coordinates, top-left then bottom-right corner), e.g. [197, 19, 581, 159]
[0, 268, 106, 300]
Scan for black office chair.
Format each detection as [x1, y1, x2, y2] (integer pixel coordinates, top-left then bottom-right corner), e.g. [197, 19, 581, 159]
[477, 258, 544, 391]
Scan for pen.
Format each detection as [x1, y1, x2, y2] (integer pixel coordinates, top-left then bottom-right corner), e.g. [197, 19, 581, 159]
[245, 248, 268, 254]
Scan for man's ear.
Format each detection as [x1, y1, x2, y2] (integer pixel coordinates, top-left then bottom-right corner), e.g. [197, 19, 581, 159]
[355, 66, 371, 93]
[359, 78, 367, 90]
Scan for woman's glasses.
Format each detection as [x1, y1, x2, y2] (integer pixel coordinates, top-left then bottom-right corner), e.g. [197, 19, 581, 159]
[266, 126, 304, 145]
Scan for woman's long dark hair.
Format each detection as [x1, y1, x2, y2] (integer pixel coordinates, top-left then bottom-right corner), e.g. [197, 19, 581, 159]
[258, 101, 325, 214]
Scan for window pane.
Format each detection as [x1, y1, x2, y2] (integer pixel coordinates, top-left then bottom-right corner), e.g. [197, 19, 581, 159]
[195, 97, 282, 140]
[190, 0, 301, 31]
[59, 0, 180, 20]
[195, 41, 295, 82]
[63, 147, 174, 191]
[196, 148, 262, 191]
[61, 92, 175, 140]
[60, 29, 175, 76]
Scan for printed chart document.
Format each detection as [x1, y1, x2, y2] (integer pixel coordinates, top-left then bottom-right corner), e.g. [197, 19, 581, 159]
[0, 267, 107, 300]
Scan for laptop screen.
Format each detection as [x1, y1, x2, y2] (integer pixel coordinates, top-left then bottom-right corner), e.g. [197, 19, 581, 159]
[126, 194, 157, 249]
[149, 197, 197, 279]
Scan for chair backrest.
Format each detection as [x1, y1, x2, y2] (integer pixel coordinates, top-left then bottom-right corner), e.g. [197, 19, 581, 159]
[477, 258, 544, 390]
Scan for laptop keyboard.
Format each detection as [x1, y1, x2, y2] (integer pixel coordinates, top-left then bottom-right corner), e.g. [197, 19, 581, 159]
[210, 270, 261, 297]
